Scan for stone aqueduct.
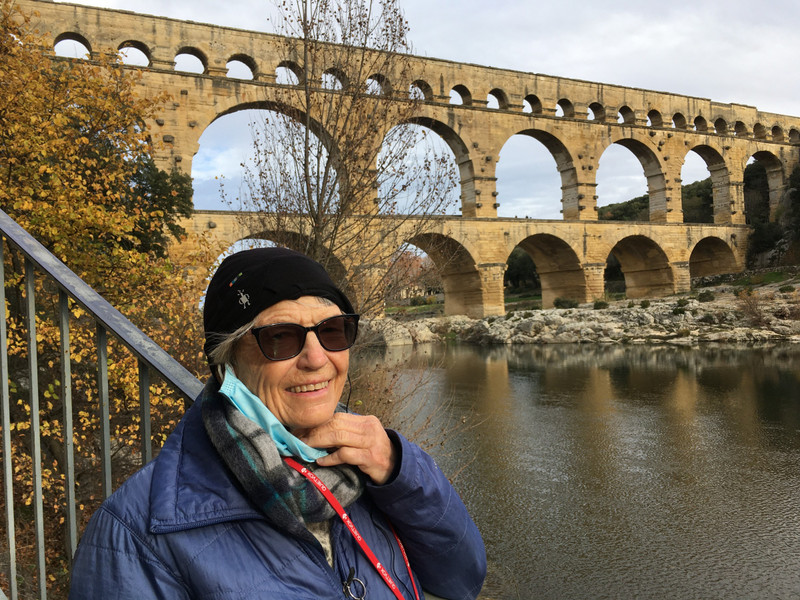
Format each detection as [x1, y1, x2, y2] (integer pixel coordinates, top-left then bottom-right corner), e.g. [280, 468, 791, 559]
[24, 0, 800, 316]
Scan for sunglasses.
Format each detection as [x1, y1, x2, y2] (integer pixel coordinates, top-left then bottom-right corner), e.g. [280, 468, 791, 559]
[250, 314, 360, 361]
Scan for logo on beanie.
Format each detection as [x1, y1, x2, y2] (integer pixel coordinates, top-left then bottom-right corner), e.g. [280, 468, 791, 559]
[237, 289, 250, 309]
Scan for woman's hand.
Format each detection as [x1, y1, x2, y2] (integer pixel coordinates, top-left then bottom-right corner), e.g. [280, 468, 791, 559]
[297, 413, 397, 485]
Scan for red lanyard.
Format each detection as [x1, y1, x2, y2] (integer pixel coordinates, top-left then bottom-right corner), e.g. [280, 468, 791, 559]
[284, 457, 420, 600]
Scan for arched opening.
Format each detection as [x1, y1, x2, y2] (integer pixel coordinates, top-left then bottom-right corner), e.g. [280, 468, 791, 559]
[683, 145, 729, 224]
[384, 243, 443, 316]
[609, 236, 673, 298]
[680, 150, 714, 223]
[689, 237, 738, 278]
[276, 61, 302, 85]
[647, 110, 663, 127]
[504, 247, 541, 310]
[694, 116, 708, 132]
[53, 33, 91, 59]
[366, 73, 390, 96]
[118, 41, 150, 66]
[556, 99, 574, 118]
[753, 123, 767, 140]
[734, 121, 749, 137]
[714, 118, 728, 135]
[322, 68, 346, 90]
[513, 234, 585, 309]
[596, 143, 654, 220]
[226, 55, 255, 80]
[772, 126, 785, 142]
[746, 151, 784, 225]
[496, 133, 566, 219]
[378, 123, 459, 215]
[450, 85, 472, 106]
[410, 80, 432, 101]
[588, 102, 605, 122]
[617, 106, 635, 124]
[672, 113, 687, 129]
[523, 94, 542, 114]
[174, 47, 206, 74]
[487, 88, 509, 110]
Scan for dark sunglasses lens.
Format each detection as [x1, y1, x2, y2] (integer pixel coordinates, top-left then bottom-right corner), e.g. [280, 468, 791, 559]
[256, 324, 305, 360]
[317, 315, 358, 351]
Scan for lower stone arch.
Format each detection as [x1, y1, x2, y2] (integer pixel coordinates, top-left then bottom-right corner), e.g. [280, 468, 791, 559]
[689, 237, 739, 278]
[515, 234, 585, 308]
[610, 235, 674, 298]
[406, 232, 488, 318]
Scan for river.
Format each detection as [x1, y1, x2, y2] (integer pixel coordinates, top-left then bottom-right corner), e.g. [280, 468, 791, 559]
[358, 343, 800, 599]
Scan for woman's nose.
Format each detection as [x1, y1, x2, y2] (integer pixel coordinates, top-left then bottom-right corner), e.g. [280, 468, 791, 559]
[296, 330, 329, 368]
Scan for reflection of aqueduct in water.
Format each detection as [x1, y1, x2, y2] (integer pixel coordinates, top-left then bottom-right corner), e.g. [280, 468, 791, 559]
[28, 0, 800, 316]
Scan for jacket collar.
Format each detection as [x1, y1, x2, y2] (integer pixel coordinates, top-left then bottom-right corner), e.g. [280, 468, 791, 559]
[148, 380, 264, 534]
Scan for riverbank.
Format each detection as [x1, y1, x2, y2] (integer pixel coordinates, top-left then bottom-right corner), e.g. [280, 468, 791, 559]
[361, 274, 800, 347]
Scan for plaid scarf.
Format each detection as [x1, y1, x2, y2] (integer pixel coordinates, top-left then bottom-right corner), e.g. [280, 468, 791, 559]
[201, 387, 365, 545]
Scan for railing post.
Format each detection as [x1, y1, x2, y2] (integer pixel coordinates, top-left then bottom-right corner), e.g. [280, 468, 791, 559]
[24, 259, 47, 600]
[96, 325, 112, 499]
[59, 291, 78, 560]
[138, 360, 152, 464]
[0, 241, 19, 600]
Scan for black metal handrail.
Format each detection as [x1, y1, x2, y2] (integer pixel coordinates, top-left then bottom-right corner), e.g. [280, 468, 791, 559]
[0, 208, 202, 600]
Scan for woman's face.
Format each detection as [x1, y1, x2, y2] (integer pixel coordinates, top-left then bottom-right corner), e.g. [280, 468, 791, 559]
[232, 296, 349, 432]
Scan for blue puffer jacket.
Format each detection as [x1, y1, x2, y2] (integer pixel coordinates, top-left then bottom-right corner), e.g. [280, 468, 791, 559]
[69, 387, 486, 599]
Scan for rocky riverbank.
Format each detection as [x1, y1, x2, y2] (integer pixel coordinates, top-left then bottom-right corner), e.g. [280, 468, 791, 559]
[361, 278, 800, 348]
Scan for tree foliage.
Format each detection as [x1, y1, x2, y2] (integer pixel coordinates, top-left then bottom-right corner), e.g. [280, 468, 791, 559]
[0, 3, 217, 596]
[228, 0, 458, 313]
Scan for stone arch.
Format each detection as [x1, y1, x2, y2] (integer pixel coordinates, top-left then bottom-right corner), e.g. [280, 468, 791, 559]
[672, 113, 688, 129]
[400, 116, 474, 214]
[683, 144, 730, 224]
[118, 40, 151, 66]
[53, 31, 92, 57]
[523, 94, 542, 114]
[514, 129, 579, 217]
[603, 137, 668, 221]
[694, 116, 708, 132]
[227, 53, 257, 79]
[410, 79, 433, 101]
[557, 99, 575, 118]
[277, 60, 304, 85]
[689, 237, 739, 278]
[608, 235, 674, 298]
[772, 125, 785, 142]
[321, 67, 347, 89]
[790, 128, 800, 144]
[366, 73, 391, 96]
[618, 105, 635, 124]
[515, 234, 585, 308]
[753, 123, 767, 140]
[406, 232, 484, 317]
[714, 118, 728, 135]
[487, 88, 510, 110]
[750, 150, 786, 221]
[588, 102, 605, 122]
[450, 84, 472, 106]
[734, 120, 749, 137]
[647, 109, 663, 127]
[175, 46, 208, 74]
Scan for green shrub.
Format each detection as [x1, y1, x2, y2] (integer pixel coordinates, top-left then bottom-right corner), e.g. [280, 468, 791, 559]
[779, 285, 795, 293]
[673, 307, 686, 315]
[640, 299, 650, 309]
[676, 298, 690, 307]
[593, 300, 609, 310]
[627, 301, 635, 308]
[553, 297, 579, 309]
[697, 290, 715, 302]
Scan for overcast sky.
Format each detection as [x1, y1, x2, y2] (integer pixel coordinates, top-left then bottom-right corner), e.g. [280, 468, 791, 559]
[57, 0, 800, 218]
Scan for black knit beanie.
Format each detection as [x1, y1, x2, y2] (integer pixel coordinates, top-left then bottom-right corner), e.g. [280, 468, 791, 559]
[203, 247, 354, 364]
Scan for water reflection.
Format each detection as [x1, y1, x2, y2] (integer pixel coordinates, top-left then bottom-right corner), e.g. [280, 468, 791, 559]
[355, 344, 800, 599]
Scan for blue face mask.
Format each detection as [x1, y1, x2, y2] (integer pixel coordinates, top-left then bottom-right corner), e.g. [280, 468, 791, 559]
[219, 365, 329, 462]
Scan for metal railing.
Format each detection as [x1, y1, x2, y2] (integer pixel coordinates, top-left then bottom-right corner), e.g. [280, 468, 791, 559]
[0, 208, 203, 600]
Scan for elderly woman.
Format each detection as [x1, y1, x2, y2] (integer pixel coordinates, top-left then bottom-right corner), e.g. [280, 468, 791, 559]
[70, 247, 486, 600]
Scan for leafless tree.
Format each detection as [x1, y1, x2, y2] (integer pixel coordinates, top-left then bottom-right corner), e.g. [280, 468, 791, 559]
[227, 0, 458, 313]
